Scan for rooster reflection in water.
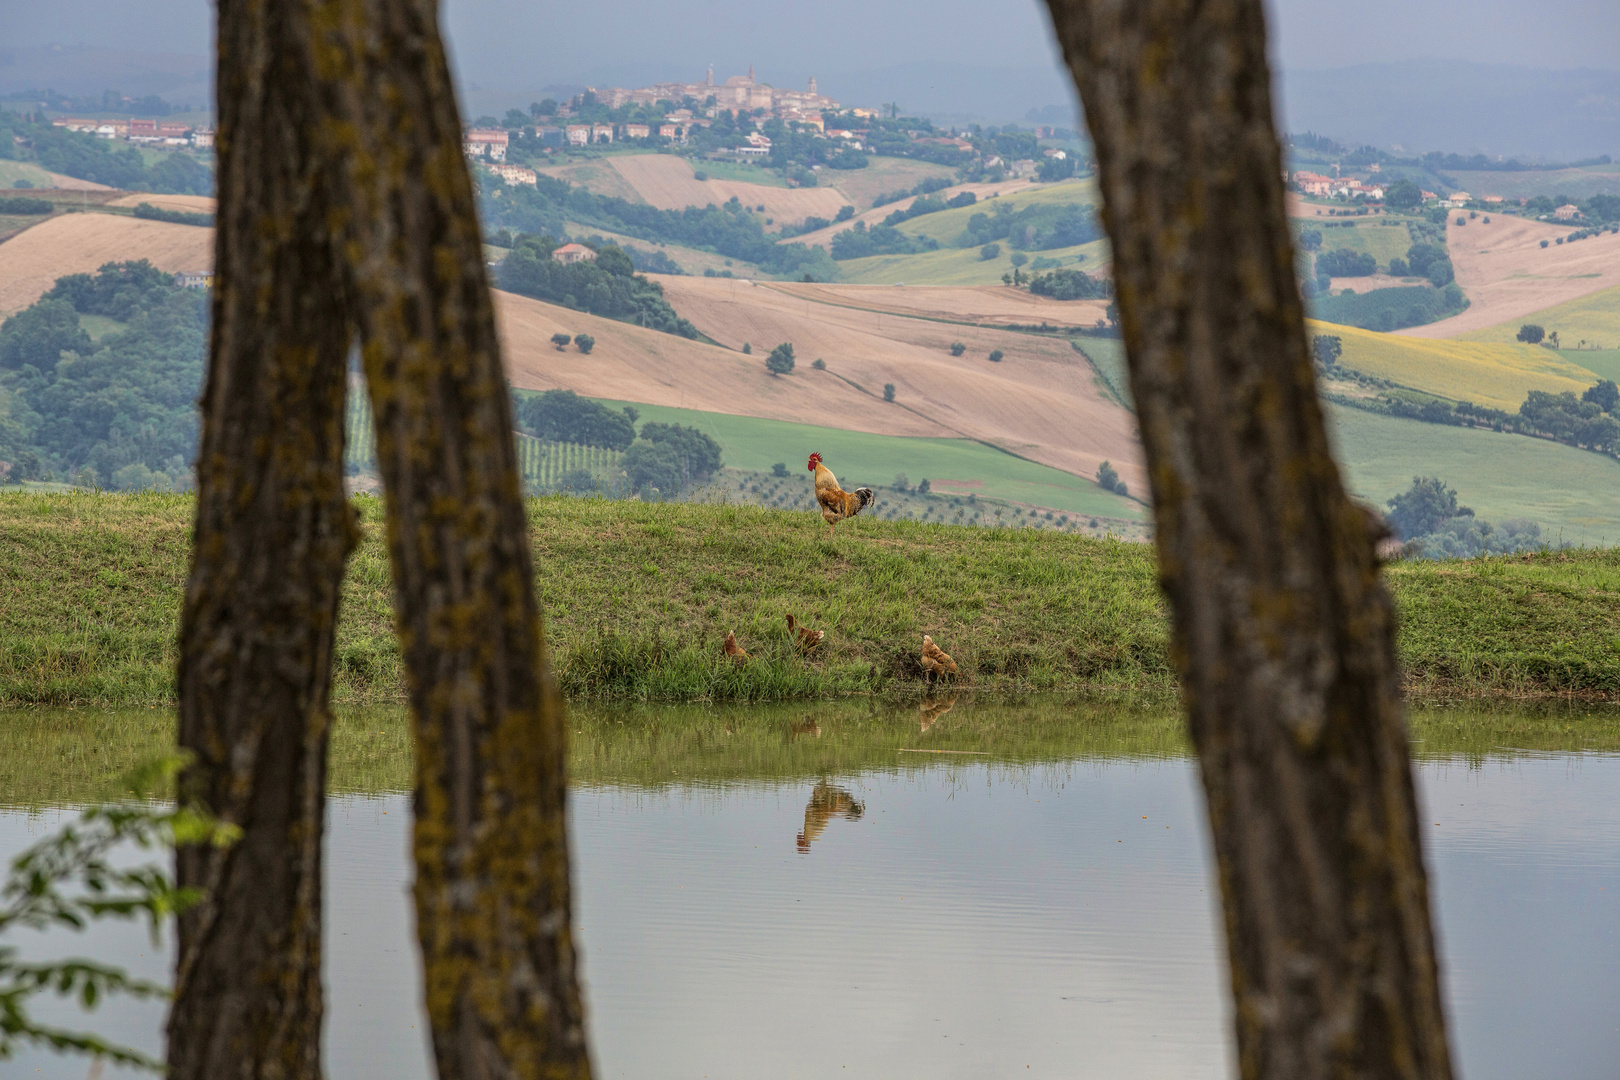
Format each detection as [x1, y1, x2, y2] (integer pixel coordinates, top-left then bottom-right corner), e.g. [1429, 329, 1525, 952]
[796, 779, 865, 853]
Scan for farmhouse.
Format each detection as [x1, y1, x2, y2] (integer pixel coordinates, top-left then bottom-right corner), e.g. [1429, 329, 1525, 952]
[1554, 204, 1581, 220]
[173, 270, 214, 289]
[463, 128, 508, 161]
[1293, 171, 1333, 196]
[490, 164, 537, 186]
[552, 243, 597, 265]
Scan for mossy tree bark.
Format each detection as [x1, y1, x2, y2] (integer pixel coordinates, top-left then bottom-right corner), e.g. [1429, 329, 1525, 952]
[172, 0, 590, 1077]
[169, 2, 355, 1075]
[1041, 2, 1454, 1078]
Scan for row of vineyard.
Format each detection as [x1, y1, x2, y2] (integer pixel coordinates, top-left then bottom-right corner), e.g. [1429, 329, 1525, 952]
[344, 395, 623, 488]
[514, 434, 625, 488]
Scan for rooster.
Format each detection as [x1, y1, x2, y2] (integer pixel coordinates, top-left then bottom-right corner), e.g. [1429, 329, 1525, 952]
[723, 629, 749, 664]
[785, 613, 825, 652]
[808, 452, 874, 539]
[921, 634, 959, 681]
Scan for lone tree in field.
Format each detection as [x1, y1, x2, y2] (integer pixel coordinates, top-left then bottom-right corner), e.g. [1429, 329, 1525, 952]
[1517, 323, 1545, 344]
[950, 342, 966, 356]
[551, 332, 573, 350]
[766, 342, 795, 375]
[173, 0, 591, 1077]
[1044, 0, 1455, 1076]
[882, 382, 895, 402]
[987, 349, 1004, 363]
[1310, 334, 1342, 369]
[575, 333, 596, 354]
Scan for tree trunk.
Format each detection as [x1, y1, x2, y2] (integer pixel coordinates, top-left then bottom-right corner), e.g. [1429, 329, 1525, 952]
[169, 1, 356, 1075]
[309, 4, 593, 1077]
[1041, 2, 1454, 1078]
[174, 1, 590, 1077]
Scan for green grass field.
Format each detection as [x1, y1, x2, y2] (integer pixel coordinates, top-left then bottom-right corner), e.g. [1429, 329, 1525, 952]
[78, 314, 128, 341]
[823, 158, 957, 210]
[5, 493, 1620, 708]
[834, 237, 1109, 286]
[1303, 219, 1414, 269]
[687, 157, 789, 187]
[1565, 349, 1620, 383]
[1461, 283, 1620, 353]
[0, 161, 58, 188]
[1327, 403, 1620, 543]
[589, 398, 1145, 520]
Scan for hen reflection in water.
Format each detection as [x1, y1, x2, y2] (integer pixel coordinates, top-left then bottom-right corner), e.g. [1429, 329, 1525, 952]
[918, 693, 959, 732]
[796, 778, 865, 853]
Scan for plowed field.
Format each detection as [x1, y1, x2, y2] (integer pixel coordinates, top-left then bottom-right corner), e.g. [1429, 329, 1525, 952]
[0, 212, 212, 314]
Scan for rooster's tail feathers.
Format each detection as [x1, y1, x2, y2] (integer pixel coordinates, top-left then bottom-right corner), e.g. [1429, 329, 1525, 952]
[854, 487, 874, 514]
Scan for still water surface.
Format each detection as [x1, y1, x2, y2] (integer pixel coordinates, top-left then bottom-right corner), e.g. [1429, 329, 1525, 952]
[2, 698, 1617, 1079]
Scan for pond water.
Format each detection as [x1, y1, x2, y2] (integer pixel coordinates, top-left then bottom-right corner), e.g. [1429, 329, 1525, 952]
[1, 698, 1617, 1079]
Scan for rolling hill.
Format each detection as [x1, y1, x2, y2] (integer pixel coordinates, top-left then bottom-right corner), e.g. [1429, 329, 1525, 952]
[1397, 214, 1620, 339]
[1308, 319, 1596, 410]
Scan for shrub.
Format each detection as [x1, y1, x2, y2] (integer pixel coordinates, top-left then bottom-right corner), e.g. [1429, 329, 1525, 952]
[0, 196, 52, 215]
[1541, 239, 1550, 248]
[979, 243, 1001, 261]
[883, 383, 895, 402]
[574, 333, 595, 354]
[692, 170, 708, 181]
[1009, 252, 1028, 267]
[741, 342, 751, 354]
[1516, 324, 1545, 344]
[811, 357, 826, 370]
[950, 342, 966, 356]
[1027, 268, 1109, 300]
[987, 350, 1004, 363]
[765, 342, 795, 376]
[917, 478, 930, 494]
[1096, 460, 1127, 496]
[1311, 334, 1342, 369]
[771, 463, 789, 477]
[550, 332, 573, 350]
[1316, 249, 1377, 277]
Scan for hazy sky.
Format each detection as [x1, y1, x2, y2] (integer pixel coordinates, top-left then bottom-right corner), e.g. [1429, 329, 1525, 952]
[9, 0, 1618, 83]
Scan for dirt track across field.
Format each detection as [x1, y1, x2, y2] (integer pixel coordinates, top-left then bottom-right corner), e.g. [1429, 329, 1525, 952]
[0, 212, 212, 314]
[607, 154, 849, 226]
[1399, 215, 1620, 339]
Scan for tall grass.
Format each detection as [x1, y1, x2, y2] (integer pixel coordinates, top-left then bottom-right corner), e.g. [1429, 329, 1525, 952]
[3, 491, 1620, 705]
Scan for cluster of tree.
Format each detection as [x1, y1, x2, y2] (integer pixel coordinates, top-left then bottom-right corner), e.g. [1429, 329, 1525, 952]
[0, 113, 212, 194]
[1363, 379, 1620, 456]
[765, 342, 795, 375]
[1398, 241, 1453, 285]
[570, 233, 682, 275]
[132, 201, 212, 227]
[515, 390, 635, 449]
[1517, 383, 1620, 452]
[870, 176, 954, 208]
[1290, 134, 1610, 176]
[1383, 179, 1423, 209]
[2, 88, 181, 115]
[1026, 268, 1110, 300]
[829, 220, 940, 259]
[497, 234, 698, 338]
[1095, 460, 1128, 497]
[1308, 283, 1466, 332]
[956, 200, 1101, 252]
[879, 189, 976, 226]
[0, 261, 204, 488]
[1383, 477, 1547, 558]
[1037, 155, 1078, 182]
[776, 204, 855, 238]
[623, 422, 722, 496]
[548, 333, 595, 353]
[480, 176, 835, 280]
[1315, 249, 1377, 277]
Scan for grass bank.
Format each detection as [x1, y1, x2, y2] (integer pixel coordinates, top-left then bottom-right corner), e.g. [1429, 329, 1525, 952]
[3, 492, 1620, 706]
